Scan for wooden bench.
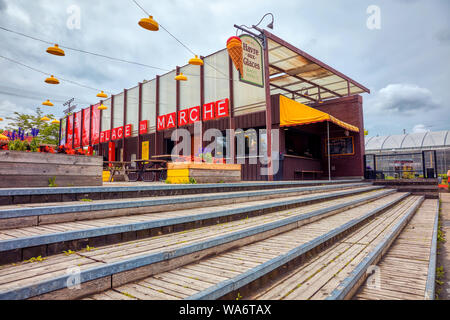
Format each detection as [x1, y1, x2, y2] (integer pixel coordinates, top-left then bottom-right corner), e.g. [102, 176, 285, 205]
[294, 170, 323, 180]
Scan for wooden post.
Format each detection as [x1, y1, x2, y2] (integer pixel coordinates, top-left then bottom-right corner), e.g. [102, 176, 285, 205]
[262, 34, 273, 181]
[123, 88, 127, 162]
[155, 75, 160, 156]
[138, 82, 142, 159]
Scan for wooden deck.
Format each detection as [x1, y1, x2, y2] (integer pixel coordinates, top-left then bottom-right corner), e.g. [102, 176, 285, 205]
[354, 199, 438, 300]
[84, 194, 409, 300]
[0, 191, 402, 299]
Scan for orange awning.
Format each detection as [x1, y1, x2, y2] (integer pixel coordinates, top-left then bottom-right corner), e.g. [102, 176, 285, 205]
[279, 95, 359, 132]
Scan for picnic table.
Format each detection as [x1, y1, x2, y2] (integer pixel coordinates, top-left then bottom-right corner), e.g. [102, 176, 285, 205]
[126, 158, 169, 182]
[103, 161, 131, 182]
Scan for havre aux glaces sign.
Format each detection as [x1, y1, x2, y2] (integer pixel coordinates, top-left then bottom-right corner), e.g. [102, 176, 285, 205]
[239, 34, 264, 88]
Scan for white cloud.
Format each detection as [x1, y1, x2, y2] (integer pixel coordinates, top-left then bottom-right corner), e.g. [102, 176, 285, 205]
[412, 124, 431, 133]
[371, 83, 439, 113]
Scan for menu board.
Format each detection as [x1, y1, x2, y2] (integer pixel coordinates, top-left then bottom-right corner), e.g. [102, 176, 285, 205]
[326, 136, 354, 156]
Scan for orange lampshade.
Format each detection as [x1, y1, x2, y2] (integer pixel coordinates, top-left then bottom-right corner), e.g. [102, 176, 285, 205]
[42, 100, 54, 106]
[98, 104, 107, 110]
[138, 16, 159, 31]
[41, 116, 50, 121]
[96, 91, 108, 98]
[46, 44, 65, 56]
[51, 119, 60, 124]
[45, 75, 59, 84]
[175, 72, 187, 81]
[188, 55, 203, 66]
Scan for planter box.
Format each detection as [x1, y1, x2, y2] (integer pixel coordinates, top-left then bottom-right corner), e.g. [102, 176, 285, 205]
[166, 162, 241, 184]
[0, 150, 103, 188]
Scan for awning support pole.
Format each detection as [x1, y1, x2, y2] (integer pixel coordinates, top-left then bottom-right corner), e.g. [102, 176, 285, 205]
[327, 121, 331, 181]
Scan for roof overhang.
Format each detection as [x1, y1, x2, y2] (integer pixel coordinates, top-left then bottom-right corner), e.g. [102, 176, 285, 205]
[264, 29, 370, 105]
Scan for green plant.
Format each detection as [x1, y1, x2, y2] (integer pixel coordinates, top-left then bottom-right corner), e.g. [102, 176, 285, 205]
[189, 177, 197, 184]
[48, 177, 57, 187]
[80, 198, 93, 202]
[63, 250, 76, 256]
[164, 179, 172, 184]
[436, 266, 444, 286]
[236, 292, 242, 300]
[25, 256, 47, 263]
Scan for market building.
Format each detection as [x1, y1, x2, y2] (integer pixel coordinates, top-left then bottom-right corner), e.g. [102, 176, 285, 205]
[59, 29, 370, 181]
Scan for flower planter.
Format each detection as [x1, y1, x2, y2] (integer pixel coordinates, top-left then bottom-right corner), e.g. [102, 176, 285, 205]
[166, 162, 241, 184]
[0, 150, 103, 187]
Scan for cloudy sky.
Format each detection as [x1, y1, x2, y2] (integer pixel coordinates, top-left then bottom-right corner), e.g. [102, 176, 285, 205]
[0, 0, 448, 137]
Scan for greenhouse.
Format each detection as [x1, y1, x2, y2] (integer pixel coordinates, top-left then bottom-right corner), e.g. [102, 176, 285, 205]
[364, 130, 450, 177]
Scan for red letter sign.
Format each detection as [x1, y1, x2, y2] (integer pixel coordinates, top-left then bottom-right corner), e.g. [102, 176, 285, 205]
[139, 120, 148, 134]
[104, 130, 110, 142]
[203, 102, 215, 121]
[189, 106, 200, 123]
[111, 127, 117, 140]
[166, 112, 177, 129]
[116, 126, 124, 139]
[178, 109, 188, 127]
[124, 124, 132, 137]
[157, 115, 166, 131]
[215, 98, 229, 119]
[100, 131, 105, 143]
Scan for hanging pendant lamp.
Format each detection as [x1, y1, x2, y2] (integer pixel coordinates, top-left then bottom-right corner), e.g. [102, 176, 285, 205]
[96, 91, 108, 98]
[42, 100, 54, 106]
[175, 72, 187, 81]
[98, 104, 107, 110]
[45, 75, 59, 84]
[188, 55, 203, 66]
[138, 16, 159, 31]
[46, 44, 65, 56]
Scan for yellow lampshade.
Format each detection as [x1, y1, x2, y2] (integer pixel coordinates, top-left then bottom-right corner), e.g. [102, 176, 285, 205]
[138, 16, 159, 31]
[96, 91, 108, 98]
[46, 44, 65, 56]
[189, 55, 203, 66]
[51, 119, 60, 124]
[98, 104, 107, 110]
[41, 116, 50, 121]
[175, 72, 187, 81]
[45, 75, 59, 84]
[0, 118, 3, 121]
[42, 100, 54, 106]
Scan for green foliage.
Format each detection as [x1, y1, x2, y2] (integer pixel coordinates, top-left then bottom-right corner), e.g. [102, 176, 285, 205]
[5, 107, 59, 145]
[189, 177, 197, 184]
[48, 177, 57, 187]
[80, 198, 93, 202]
[24, 256, 47, 263]
[236, 292, 242, 300]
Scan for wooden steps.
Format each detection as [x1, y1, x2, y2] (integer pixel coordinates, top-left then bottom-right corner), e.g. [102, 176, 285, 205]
[0, 184, 381, 264]
[0, 180, 363, 206]
[79, 193, 411, 300]
[353, 199, 438, 300]
[0, 191, 406, 300]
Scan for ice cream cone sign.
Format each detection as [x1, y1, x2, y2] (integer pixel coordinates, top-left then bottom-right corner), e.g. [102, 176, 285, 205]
[227, 36, 243, 77]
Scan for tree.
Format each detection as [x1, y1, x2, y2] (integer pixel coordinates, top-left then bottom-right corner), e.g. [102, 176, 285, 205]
[5, 107, 59, 145]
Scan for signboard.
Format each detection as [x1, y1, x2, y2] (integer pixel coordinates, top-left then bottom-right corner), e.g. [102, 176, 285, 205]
[239, 35, 264, 87]
[66, 115, 73, 148]
[60, 118, 66, 146]
[326, 136, 355, 156]
[82, 107, 91, 146]
[100, 124, 132, 142]
[157, 98, 229, 131]
[73, 111, 82, 148]
[139, 120, 148, 135]
[91, 104, 100, 145]
[142, 141, 150, 160]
